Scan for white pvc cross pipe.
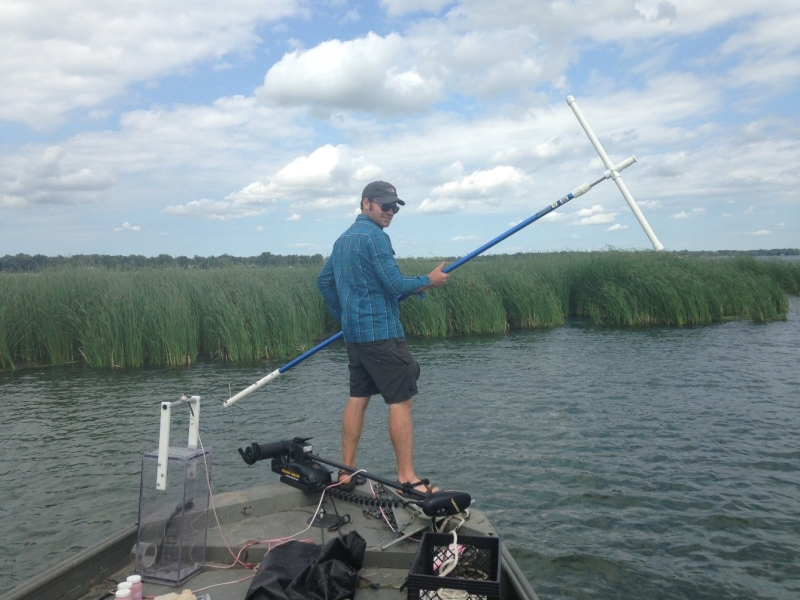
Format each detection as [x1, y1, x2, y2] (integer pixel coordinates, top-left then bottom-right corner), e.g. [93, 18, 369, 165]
[566, 95, 664, 251]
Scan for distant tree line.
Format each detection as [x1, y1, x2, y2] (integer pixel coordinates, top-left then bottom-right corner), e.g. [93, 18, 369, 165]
[672, 249, 800, 258]
[0, 248, 797, 273]
[0, 252, 325, 272]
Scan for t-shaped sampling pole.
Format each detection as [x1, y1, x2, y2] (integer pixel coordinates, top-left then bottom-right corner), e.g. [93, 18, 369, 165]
[222, 155, 637, 409]
[566, 95, 664, 251]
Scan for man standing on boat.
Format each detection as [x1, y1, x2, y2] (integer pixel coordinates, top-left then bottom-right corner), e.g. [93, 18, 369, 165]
[316, 181, 448, 494]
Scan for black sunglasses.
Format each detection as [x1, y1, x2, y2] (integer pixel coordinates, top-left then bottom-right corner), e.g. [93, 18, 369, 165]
[369, 199, 400, 214]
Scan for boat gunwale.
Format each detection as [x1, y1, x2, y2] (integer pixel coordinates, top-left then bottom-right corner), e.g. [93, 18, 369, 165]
[0, 524, 138, 600]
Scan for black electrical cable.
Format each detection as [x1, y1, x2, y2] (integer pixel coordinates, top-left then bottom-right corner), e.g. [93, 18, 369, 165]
[326, 494, 352, 534]
[328, 487, 410, 510]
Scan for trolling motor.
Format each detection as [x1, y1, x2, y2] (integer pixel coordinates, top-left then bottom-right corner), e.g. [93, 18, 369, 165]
[238, 437, 471, 518]
[239, 437, 332, 492]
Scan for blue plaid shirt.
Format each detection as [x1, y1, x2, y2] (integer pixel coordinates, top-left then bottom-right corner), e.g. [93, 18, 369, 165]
[317, 214, 430, 343]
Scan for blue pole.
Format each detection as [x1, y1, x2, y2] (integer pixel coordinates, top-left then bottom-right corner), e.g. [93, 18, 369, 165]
[280, 331, 344, 372]
[280, 188, 578, 373]
[224, 160, 634, 407]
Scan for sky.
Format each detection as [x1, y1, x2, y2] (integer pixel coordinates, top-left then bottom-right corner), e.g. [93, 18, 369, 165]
[1, 0, 798, 258]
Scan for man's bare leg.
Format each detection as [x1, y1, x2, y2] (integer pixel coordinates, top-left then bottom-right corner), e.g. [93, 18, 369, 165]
[341, 395, 370, 482]
[389, 398, 418, 484]
[389, 399, 439, 493]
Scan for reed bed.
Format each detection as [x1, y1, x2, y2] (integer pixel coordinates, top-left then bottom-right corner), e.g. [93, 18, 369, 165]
[0, 252, 797, 369]
[0, 266, 328, 369]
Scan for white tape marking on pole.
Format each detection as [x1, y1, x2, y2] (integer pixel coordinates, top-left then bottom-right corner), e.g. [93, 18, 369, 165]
[566, 96, 664, 251]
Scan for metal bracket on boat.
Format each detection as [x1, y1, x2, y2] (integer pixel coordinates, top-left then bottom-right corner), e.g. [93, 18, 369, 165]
[156, 395, 201, 490]
[380, 523, 430, 550]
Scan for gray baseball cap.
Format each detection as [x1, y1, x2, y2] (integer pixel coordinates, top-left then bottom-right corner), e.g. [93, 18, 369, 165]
[361, 181, 405, 205]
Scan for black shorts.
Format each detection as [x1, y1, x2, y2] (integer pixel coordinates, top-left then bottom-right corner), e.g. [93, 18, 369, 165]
[346, 338, 421, 404]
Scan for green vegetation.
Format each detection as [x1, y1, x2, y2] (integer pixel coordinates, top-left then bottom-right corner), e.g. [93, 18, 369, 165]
[1, 251, 798, 370]
[399, 252, 798, 336]
[0, 266, 327, 369]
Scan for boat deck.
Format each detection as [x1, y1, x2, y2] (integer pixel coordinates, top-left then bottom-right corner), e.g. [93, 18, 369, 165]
[4, 481, 537, 600]
[131, 482, 497, 600]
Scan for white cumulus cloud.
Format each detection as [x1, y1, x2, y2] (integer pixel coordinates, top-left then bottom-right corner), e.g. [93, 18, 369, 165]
[570, 204, 618, 226]
[163, 198, 265, 220]
[259, 33, 444, 113]
[0, 0, 300, 128]
[0, 146, 114, 206]
[113, 222, 141, 232]
[417, 166, 533, 214]
[577, 213, 617, 226]
[164, 144, 383, 219]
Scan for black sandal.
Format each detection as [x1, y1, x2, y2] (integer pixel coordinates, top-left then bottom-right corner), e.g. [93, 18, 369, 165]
[399, 478, 439, 495]
[336, 469, 358, 492]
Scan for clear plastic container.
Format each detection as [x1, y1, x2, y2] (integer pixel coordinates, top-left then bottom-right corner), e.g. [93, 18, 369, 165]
[136, 446, 211, 586]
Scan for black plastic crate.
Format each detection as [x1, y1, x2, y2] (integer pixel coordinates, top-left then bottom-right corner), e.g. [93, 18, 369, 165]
[407, 533, 501, 600]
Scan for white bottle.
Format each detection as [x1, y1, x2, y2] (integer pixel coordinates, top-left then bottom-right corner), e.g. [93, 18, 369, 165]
[115, 589, 132, 599]
[126, 574, 143, 600]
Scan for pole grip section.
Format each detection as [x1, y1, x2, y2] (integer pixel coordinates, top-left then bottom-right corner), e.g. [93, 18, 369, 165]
[570, 182, 591, 198]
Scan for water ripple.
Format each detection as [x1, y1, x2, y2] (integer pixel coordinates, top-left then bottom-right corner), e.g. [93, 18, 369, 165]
[1, 299, 799, 599]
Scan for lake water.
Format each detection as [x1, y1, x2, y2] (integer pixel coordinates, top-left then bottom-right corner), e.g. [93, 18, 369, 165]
[1, 297, 798, 599]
